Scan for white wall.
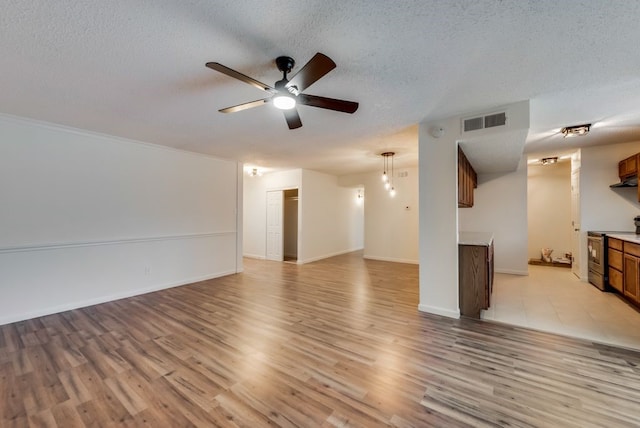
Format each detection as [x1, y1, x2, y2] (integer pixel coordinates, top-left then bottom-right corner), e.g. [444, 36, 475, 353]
[243, 169, 363, 263]
[299, 170, 363, 263]
[458, 159, 529, 275]
[0, 114, 242, 325]
[527, 161, 572, 260]
[578, 141, 640, 280]
[339, 167, 419, 264]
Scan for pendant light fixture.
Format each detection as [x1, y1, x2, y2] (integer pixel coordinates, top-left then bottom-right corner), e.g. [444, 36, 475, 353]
[381, 152, 396, 197]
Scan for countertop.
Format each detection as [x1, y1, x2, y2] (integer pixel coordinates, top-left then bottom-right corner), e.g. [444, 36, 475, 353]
[608, 233, 640, 245]
[459, 232, 494, 246]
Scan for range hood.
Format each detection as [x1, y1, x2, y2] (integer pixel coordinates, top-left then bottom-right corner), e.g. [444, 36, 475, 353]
[610, 176, 638, 188]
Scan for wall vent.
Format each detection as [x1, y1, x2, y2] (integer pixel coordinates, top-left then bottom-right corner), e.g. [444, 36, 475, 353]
[462, 111, 507, 132]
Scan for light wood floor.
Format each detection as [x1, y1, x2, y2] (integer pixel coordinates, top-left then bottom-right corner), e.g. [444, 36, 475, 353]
[2, 252, 640, 427]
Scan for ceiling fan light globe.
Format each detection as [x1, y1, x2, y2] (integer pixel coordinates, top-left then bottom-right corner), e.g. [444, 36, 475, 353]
[273, 95, 296, 110]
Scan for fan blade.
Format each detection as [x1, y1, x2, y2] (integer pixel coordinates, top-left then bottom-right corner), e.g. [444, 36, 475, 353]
[219, 98, 270, 113]
[283, 108, 302, 129]
[298, 94, 359, 114]
[285, 53, 336, 93]
[206, 62, 276, 93]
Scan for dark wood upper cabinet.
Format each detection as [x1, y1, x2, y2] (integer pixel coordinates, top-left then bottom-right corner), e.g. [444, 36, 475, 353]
[616, 152, 640, 202]
[458, 146, 477, 208]
[618, 153, 638, 180]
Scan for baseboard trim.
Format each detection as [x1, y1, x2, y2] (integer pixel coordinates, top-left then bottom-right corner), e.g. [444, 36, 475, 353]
[418, 304, 460, 319]
[363, 255, 419, 265]
[298, 247, 363, 264]
[495, 268, 529, 275]
[243, 253, 266, 260]
[0, 270, 236, 326]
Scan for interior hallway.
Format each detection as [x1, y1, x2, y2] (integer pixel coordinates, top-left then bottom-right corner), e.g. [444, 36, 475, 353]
[483, 265, 640, 350]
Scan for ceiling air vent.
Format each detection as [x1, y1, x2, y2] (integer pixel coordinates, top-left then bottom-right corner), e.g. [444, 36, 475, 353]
[462, 111, 507, 132]
[484, 112, 506, 128]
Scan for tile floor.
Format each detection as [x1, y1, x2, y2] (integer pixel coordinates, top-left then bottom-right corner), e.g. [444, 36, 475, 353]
[482, 265, 640, 350]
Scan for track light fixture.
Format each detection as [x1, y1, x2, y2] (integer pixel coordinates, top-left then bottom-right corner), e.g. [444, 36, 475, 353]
[561, 124, 591, 138]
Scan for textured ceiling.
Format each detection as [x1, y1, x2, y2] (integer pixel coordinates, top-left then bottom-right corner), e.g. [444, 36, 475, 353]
[2, 1, 640, 176]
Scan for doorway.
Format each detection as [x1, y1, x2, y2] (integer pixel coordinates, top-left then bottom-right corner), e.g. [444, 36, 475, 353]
[265, 188, 299, 262]
[283, 189, 299, 262]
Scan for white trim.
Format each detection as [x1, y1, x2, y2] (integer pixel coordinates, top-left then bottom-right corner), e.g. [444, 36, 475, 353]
[0, 270, 236, 326]
[236, 162, 244, 274]
[0, 232, 236, 254]
[243, 253, 266, 260]
[363, 255, 418, 265]
[0, 112, 234, 163]
[418, 304, 460, 319]
[297, 247, 363, 264]
[495, 268, 529, 275]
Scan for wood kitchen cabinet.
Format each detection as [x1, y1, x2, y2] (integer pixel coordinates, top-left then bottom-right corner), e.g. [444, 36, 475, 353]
[618, 153, 638, 180]
[607, 236, 640, 308]
[608, 238, 624, 293]
[458, 146, 477, 208]
[616, 152, 640, 203]
[459, 233, 494, 318]
[623, 242, 640, 304]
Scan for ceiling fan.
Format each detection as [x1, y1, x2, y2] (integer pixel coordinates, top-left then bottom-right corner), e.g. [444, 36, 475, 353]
[206, 53, 359, 130]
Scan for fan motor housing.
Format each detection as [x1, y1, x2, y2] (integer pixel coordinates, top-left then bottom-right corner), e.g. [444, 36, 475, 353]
[276, 56, 295, 74]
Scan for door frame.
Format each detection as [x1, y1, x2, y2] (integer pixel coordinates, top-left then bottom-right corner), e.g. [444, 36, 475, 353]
[265, 186, 300, 262]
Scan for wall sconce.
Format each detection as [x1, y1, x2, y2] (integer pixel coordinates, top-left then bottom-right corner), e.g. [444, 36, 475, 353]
[247, 167, 262, 177]
[356, 188, 364, 203]
[561, 124, 591, 138]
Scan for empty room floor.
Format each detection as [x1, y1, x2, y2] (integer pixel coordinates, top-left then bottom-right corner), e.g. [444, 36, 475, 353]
[483, 265, 640, 350]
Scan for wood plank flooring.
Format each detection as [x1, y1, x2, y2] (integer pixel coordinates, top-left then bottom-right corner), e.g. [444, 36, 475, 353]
[2, 251, 640, 427]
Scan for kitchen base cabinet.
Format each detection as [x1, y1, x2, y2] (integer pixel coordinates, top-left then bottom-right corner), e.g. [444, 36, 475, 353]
[606, 235, 640, 308]
[609, 267, 623, 293]
[608, 238, 624, 293]
[623, 241, 640, 304]
[623, 254, 639, 302]
[459, 233, 494, 319]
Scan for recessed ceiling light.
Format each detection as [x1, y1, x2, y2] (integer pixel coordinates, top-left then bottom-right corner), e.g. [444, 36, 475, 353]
[541, 157, 558, 165]
[561, 123, 591, 137]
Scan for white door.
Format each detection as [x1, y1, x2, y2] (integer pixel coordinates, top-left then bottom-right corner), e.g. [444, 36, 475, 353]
[266, 190, 284, 261]
[570, 152, 581, 278]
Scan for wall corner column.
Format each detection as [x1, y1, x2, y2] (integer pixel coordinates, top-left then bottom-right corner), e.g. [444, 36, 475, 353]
[418, 121, 460, 318]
